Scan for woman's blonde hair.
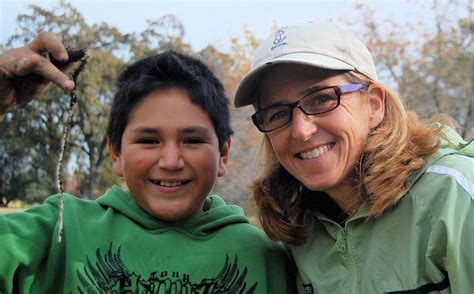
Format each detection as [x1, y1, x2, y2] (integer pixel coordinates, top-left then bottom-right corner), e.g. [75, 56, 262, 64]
[252, 71, 455, 245]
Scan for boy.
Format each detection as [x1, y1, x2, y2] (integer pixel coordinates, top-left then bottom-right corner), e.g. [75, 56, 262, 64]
[0, 48, 293, 292]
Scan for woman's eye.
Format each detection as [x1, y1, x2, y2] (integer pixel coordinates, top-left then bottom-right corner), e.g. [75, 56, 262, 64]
[313, 94, 333, 105]
[268, 109, 289, 123]
[304, 92, 337, 111]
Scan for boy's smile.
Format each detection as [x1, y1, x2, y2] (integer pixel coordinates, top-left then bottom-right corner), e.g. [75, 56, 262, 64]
[109, 87, 230, 224]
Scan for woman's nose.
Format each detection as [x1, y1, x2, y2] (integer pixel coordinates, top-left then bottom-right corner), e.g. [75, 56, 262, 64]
[290, 107, 317, 142]
[158, 145, 185, 170]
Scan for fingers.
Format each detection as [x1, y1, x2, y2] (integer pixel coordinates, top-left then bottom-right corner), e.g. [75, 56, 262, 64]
[27, 32, 75, 92]
[0, 32, 80, 115]
[33, 56, 75, 91]
[30, 31, 68, 62]
[2, 51, 75, 92]
[0, 32, 75, 92]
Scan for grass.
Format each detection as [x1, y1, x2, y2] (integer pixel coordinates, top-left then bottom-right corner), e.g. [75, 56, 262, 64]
[0, 207, 24, 214]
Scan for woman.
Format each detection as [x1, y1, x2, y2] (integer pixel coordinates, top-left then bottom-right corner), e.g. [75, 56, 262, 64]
[234, 21, 473, 293]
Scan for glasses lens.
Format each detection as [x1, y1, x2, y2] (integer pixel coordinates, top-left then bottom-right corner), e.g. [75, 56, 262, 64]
[252, 86, 343, 132]
[253, 105, 291, 132]
[301, 88, 339, 114]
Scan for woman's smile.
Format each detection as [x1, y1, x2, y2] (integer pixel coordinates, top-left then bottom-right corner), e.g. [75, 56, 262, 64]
[297, 142, 335, 160]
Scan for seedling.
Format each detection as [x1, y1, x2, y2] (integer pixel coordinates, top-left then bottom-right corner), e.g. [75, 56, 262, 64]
[51, 48, 88, 243]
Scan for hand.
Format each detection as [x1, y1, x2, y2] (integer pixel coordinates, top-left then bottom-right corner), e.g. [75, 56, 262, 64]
[0, 32, 76, 117]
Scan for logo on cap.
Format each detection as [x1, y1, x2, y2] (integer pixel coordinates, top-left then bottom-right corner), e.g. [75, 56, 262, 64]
[271, 29, 288, 51]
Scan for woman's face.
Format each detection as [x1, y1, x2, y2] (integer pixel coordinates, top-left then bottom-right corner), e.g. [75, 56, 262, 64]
[257, 64, 384, 199]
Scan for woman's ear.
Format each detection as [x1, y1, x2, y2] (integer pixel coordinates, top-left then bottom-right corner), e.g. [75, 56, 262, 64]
[217, 138, 232, 177]
[108, 138, 123, 177]
[367, 83, 385, 129]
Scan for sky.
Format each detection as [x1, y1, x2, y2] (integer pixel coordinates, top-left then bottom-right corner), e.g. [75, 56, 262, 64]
[0, 0, 437, 52]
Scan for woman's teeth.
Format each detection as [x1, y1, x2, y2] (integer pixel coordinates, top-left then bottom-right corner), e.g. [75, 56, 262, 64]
[299, 143, 334, 159]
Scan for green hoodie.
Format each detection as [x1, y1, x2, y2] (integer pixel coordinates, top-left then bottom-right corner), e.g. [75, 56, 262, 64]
[290, 127, 473, 293]
[0, 186, 294, 293]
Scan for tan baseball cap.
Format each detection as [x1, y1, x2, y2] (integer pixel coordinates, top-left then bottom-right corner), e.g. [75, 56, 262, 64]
[234, 21, 378, 107]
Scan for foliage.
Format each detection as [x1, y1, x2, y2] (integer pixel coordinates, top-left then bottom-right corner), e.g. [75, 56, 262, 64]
[346, 0, 472, 138]
[1, 0, 471, 209]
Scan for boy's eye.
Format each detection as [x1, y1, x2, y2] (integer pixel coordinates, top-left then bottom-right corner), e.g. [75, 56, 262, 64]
[137, 138, 159, 145]
[184, 138, 205, 144]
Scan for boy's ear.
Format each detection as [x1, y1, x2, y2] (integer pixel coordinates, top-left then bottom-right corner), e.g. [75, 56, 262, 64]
[367, 83, 385, 129]
[108, 138, 124, 177]
[217, 138, 231, 177]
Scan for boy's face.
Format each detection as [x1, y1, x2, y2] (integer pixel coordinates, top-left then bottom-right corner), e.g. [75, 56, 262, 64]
[109, 87, 230, 224]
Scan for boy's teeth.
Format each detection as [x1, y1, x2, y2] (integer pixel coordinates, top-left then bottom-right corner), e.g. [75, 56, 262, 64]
[159, 181, 183, 187]
[299, 144, 333, 159]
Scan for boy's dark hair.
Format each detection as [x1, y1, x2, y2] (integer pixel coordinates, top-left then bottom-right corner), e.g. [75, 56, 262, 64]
[107, 50, 233, 153]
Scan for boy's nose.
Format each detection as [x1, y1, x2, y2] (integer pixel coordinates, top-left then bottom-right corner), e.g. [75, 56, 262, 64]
[290, 108, 317, 142]
[158, 145, 185, 170]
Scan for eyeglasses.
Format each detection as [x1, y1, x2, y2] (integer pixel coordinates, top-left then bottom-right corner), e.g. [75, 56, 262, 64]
[251, 83, 368, 132]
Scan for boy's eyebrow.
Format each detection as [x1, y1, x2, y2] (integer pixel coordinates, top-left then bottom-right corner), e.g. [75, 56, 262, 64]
[181, 126, 213, 135]
[131, 127, 159, 134]
[130, 126, 213, 135]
